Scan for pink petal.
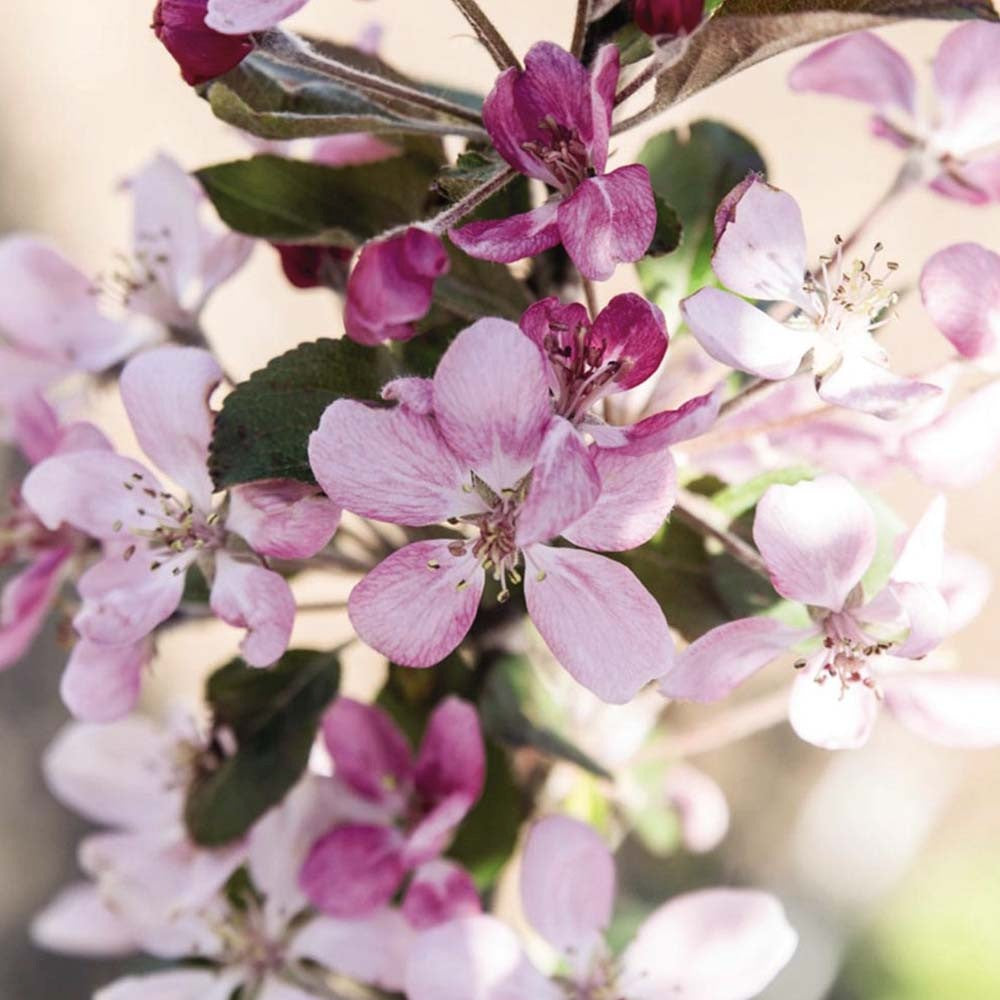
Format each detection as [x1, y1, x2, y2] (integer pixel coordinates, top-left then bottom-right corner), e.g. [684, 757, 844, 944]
[940, 548, 992, 632]
[661, 617, 808, 702]
[415, 696, 486, 807]
[31, 883, 137, 957]
[681, 289, 809, 380]
[290, 909, 414, 992]
[403, 860, 482, 930]
[516, 418, 601, 546]
[381, 376, 435, 414]
[309, 400, 476, 525]
[788, 656, 879, 749]
[321, 698, 413, 805]
[753, 475, 876, 611]
[404, 791, 476, 867]
[520, 815, 615, 963]
[0, 548, 68, 670]
[920, 242, 1000, 362]
[300, 823, 407, 918]
[816, 353, 942, 419]
[60, 638, 151, 723]
[153, 0, 253, 86]
[450, 201, 562, 266]
[228, 479, 340, 560]
[405, 915, 561, 1000]
[590, 292, 669, 390]
[432, 318, 552, 489]
[95, 971, 241, 1000]
[348, 540, 485, 668]
[311, 133, 399, 167]
[344, 228, 450, 345]
[9, 392, 63, 464]
[902, 380, 1000, 489]
[932, 22, 1000, 156]
[558, 166, 657, 281]
[587, 45, 619, 174]
[890, 495, 946, 589]
[618, 888, 797, 1000]
[562, 441, 676, 551]
[952, 149, 1000, 202]
[210, 553, 295, 666]
[788, 32, 917, 115]
[711, 178, 810, 306]
[120, 346, 221, 511]
[885, 581, 950, 660]
[882, 671, 1000, 748]
[206, 0, 310, 33]
[621, 385, 724, 454]
[524, 546, 673, 703]
[663, 764, 731, 854]
[256, 980, 323, 1000]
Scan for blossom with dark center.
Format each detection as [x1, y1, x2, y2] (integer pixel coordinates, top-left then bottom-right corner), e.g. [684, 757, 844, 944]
[451, 43, 657, 281]
[308, 318, 675, 703]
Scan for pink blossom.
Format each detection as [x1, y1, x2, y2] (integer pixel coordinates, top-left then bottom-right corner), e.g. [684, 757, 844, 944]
[406, 815, 797, 1000]
[682, 177, 940, 418]
[632, 0, 704, 37]
[308, 318, 675, 702]
[663, 763, 731, 854]
[662, 476, 1000, 750]
[153, 0, 254, 85]
[206, 0, 312, 34]
[451, 43, 656, 281]
[344, 228, 450, 345]
[789, 25, 1000, 203]
[300, 697, 484, 918]
[22, 346, 339, 718]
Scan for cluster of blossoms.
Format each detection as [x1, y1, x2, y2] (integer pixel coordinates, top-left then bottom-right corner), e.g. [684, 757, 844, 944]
[4, 2, 1000, 998]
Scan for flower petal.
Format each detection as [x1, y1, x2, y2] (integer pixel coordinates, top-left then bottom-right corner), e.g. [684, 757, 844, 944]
[120, 346, 220, 510]
[933, 22, 1000, 156]
[788, 657, 879, 749]
[920, 242, 1000, 362]
[209, 553, 295, 666]
[403, 860, 482, 930]
[524, 546, 673, 703]
[405, 915, 561, 1000]
[590, 292, 669, 390]
[300, 823, 407, 918]
[753, 475, 876, 611]
[621, 385, 725, 454]
[890, 495, 946, 589]
[59, 638, 152, 724]
[558, 166, 657, 281]
[664, 764, 731, 854]
[516, 418, 601, 547]
[309, 400, 475, 525]
[0, 548, 69, 670]
[660, 617, 808, 702]
[788, 32, 917, 115]
[405, 792, 477, 867]
[433, 318, 552, 488]
[682, 289, 809, 380]
[348, 541, 485, 668]
[817, 353, 942, 419]
[618, 888, 797, 1000]
[520, 815, 615, 964]
[227, 479, 341, 559]
[450, 201, 562, 265]
[415, 696, 486, 807]
[31, 883, 137, 957]
[206, 0, 311, 33]
[95, 971, 242, 1000]
[882, 671, 1000, 748]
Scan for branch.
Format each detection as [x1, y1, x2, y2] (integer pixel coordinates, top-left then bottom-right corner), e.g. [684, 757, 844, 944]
[449, 0, 521, 71]
[672, 488, 770, 578]
[429, 166, 519, 232]
[570, 0, 591, 58]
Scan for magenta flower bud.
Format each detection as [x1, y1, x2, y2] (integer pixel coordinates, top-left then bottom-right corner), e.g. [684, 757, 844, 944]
[152, 0, 254, 86]
[632, 0, 704, 38]
[343, 228, 450, 345]
[272, 243, 352, 290]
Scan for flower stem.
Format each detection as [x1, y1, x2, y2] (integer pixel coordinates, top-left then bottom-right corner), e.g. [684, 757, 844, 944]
[449, 0, 521, 71]
[581, 276, 600, 318]
[612, 35, 690, 111]
[428, 166, 519, 233]
[570, 0, 591, 58]
[672, 488, 770, 578]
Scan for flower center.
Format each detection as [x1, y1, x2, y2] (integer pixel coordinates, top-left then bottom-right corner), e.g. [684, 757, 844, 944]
[522, 115, 592, 193]
[795, 612, 893, 698]
[0, 490, 69, 564]
[215, 897, 289, 983]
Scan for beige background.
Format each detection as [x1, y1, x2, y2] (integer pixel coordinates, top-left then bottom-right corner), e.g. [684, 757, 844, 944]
[1, 3, 999, 998]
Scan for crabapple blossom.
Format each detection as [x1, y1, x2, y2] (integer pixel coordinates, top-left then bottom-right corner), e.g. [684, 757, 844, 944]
[406, 815, 797, 1000]
[632, 0, 705, 37]
[21, 346, 339, 717]
[451, 43, 657, 281]
[308, 318, 675, 702]
[682, 177, 940, 418]
[300, 696, 484, 917]
[662, 475, 1000, 749]
[789, 24, 1000, 203]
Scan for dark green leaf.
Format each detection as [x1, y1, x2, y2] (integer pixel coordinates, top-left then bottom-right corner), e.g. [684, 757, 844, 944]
[432, 149, 531, 225]
[647, 195, 684, 257]
[185, 649, 341, 846]
[196, 153, 438, 246]
[434, 240, 532, 323]
[209, 338, 397, 488]
[479, 654, 611, 778]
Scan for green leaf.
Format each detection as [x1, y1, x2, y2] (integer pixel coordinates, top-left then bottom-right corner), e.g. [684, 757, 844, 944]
[209, 338, 397, 488]
[185, 649, 341, 846]
[432, 149, 531, 226]
[712, 465, 815, 520]
[434, 240, 532, 323]
[196, 153, 439, 246]
[637, 120, 766, 320]
[647, 195, 684, 257]
[479, 654, 611, 779]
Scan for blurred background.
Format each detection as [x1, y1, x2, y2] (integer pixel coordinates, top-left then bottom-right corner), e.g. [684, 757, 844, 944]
[2, 2, 999, 997]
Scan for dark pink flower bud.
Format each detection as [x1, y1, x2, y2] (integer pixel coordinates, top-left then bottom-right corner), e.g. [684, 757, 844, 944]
[632, 0, 704, 38]
[271, 243, 352, 290]
[343, 228, 450, 345]
[152, 0, 253, 86]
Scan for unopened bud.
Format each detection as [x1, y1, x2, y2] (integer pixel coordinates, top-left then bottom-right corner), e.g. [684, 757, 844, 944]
[632, 0, 704, 39]
[152, 0, 253, 87]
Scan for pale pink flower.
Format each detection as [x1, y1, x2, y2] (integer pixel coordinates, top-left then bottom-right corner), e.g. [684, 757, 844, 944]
[790, 25, 1000, 203]
[22, 346, 339, 718]
[406, 815, 797, 1000]
[663, 763, 731, 854]
[662, 476, 1000, 750]
[301, 697, 484, 918]
[206, 0, 312, 34]
[451, 43, 656, 281]
[682, 178, 940, 418]
[308, 318, 675, 703]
